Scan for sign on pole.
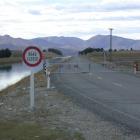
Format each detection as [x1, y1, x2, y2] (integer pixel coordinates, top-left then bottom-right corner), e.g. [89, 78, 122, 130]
[23, 46, 42, 67]
[23, 46, 42, 110]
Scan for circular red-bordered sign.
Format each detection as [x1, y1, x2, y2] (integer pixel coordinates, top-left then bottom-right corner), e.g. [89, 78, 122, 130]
[23, 46, 42, 67]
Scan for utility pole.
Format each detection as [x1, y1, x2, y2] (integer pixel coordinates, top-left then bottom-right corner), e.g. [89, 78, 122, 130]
[103, 50, 106, 67]
[109, 28, 113, 62]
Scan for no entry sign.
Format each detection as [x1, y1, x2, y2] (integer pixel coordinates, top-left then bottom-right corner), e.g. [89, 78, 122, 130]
[22, 46, 43, 110]
[22, 46, 42, 110]
[23, 46, 42, 67]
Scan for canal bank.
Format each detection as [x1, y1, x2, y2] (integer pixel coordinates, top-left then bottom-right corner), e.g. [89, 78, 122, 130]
[0, 57, 22, 65]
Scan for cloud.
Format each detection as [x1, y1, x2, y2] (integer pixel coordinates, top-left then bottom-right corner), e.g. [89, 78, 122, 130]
[0, 0, 140, 40]
[101, 0, 140, 11]
[99, 16, 140, 21]
[50, 1, 140, 14]
[104, 3, 140, 11]
[12, 0, 46, 6]
[28, 10, 41, 15]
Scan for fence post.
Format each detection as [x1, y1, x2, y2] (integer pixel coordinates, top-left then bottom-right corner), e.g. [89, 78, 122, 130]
[89, 63, 91, 73]
[133, 62, 138, 74]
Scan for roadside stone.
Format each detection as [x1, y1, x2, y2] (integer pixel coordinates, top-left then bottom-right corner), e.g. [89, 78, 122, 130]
[0, 102, 4, 106]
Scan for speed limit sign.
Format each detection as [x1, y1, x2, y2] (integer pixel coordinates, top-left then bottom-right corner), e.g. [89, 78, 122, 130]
[23, 46, 42, 67]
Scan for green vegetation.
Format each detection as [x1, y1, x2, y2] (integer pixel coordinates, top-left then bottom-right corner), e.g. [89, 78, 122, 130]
[0, 50, 22, 64]
[0, 50, 57, 64]
[0, 121, 84, 140]
[48, 48, 63, 56]
[0, 48, 12, 58]
[79, 47, 104, 55]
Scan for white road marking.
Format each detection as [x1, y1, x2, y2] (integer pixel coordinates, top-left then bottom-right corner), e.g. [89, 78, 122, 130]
[113, 82, 123, 87]
[97, 76, 102, 80]
[64, 84, 140, 122]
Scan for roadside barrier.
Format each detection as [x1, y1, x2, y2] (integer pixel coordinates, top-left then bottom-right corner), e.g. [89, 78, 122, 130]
[45, 69, 51, 89]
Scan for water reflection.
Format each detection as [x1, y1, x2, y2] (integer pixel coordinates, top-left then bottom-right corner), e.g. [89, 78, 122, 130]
[0, 65, 12, 72]
[0, 60, 48, 91]
[0, 63, 30, 91]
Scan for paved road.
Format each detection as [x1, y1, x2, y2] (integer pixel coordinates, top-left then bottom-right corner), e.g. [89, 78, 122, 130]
[52, 56, 140, 131]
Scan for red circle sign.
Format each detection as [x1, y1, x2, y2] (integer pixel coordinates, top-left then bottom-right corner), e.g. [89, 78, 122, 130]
[23, 46, 42, 67]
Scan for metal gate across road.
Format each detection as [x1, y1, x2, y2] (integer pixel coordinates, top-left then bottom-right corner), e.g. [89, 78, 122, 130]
[49, 62, 134, 74]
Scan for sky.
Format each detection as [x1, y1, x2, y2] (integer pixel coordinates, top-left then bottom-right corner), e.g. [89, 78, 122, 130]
[0, 0, 140, 40]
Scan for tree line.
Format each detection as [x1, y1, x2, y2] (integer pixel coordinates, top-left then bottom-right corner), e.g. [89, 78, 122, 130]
[0, 48, 63, 59]
[48, 48, 63, 56]
[79, 47, 134, 55]
[0, 48, 12, 58]
[79, 47, 104, 55]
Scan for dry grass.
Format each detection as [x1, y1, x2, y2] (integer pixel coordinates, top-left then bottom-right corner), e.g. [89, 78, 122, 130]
[87, 51, 140, 62]
[86, 51, 140, 71]
[0, 121, 84, 140]
[0, 70, 85, 140]
[0, 57, 22, 65]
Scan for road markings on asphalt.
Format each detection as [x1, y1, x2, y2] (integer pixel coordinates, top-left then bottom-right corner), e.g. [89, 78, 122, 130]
[97, 76, 103, 80]
[113, 82, 123, 87]
[63, 84, 140, 122]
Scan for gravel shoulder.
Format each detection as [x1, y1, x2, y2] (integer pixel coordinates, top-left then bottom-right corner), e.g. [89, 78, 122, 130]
[0, 71, 140, 140]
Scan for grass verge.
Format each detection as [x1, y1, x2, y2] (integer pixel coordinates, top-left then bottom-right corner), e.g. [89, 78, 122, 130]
[0, 121, 84, 140]
[0, 55, 85, 140]
[0, 57, 22, 65]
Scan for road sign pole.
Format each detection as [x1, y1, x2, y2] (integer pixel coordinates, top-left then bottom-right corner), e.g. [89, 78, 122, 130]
[23, 46, 42, 110]
[47, 71, 51, 89]
[30, 70, 35, 110]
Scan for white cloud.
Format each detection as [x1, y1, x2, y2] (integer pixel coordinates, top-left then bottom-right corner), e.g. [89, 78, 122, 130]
[0, 0, 140, 39]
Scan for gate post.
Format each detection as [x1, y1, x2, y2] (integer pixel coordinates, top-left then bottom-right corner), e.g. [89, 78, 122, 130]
[134, 62, 138, 74]
[89, 63, 91, 73]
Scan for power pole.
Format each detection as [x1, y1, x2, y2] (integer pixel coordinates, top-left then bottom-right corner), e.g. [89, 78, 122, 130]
[109, 28, 113, 62]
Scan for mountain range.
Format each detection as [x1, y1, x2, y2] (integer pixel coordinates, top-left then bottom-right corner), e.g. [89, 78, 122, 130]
[0, 35, 140, 55]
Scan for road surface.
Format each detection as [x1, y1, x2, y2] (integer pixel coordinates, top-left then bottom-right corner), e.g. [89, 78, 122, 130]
[52, 56, 140, 131]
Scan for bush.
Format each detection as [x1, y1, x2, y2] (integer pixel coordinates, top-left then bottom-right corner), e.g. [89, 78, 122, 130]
[0, 48, 12, 58]
[79, 47, 104, 55]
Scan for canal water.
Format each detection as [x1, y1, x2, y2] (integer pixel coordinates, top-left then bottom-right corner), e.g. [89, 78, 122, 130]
[0, 63, 31, 91]
[0, 57, 63, 91]
[0, 61, 46, 91]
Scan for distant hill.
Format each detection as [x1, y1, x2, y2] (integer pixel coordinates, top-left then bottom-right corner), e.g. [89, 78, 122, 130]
[86, 35, 140, 50]
[0, 34, 140, 55]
